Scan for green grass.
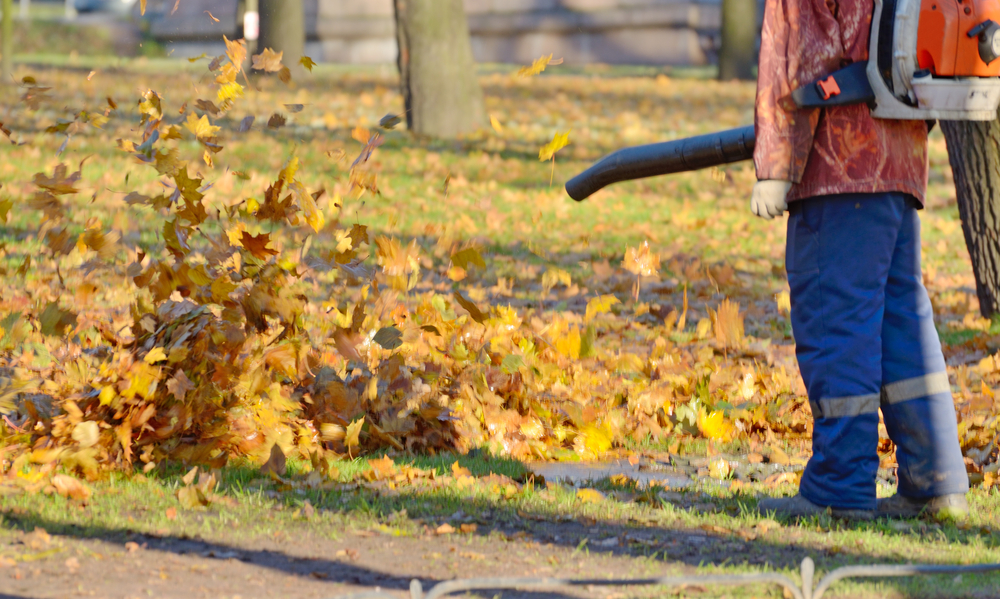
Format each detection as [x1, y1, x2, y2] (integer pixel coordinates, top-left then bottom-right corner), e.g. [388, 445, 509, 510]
[2, 455, 1000, 597]
[0, 55, 998, 597]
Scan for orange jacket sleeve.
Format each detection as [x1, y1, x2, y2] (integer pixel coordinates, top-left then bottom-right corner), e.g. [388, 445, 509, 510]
[754, 0, 849, 182]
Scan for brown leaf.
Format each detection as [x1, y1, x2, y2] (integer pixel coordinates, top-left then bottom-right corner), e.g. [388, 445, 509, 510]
[261, 444, 287, 477]
[34, 164, 81, 195]
[240, 231, 279, 259]
[195, 99, 220, 115]
[267, 113, 287, 129]
[253, 48, 284, 72]
[453, 291, 486, 324]
[166, 371, 195, 401]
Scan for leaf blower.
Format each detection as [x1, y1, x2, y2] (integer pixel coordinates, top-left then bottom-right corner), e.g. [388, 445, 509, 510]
[566, 0, 1000, 201]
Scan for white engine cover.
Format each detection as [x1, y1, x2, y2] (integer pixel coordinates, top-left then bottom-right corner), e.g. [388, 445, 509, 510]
[868, 0, 1000, 120]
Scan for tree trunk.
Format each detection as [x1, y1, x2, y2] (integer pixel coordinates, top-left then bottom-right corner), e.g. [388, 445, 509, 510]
[258, 0, 304, 79]
[393, 0, 484, 138]
[940, 119, 1000, 318]
[718, 0, 757, 81]
[1, 0, 12, 85]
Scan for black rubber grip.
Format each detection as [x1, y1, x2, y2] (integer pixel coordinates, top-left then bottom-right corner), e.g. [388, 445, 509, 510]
[565, 125, 756, 202]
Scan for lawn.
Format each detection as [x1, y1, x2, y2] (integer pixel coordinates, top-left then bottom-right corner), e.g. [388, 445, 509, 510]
[0, 50, 998, 598]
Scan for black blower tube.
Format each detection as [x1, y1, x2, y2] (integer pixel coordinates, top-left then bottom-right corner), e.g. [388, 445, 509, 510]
[565, 125, 756, 201]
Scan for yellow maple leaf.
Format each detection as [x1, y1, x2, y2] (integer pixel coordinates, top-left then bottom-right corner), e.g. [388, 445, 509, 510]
[517, 54, 563, 77]
[291, 181, 325, 233]
[585, 294, 620, 322]
[451, 461, 472, 478]
[223, 36, 247, 69]
[143, 347, 167, 364]
[217, 81, 244, 104]
[539, 130, 570, 161]
[623, 241, 660, 277]
[489, 114, 503, 134]
[345, 416, 365, 455]
[300, 56, 317, 72]
[697, 409, 734, 441]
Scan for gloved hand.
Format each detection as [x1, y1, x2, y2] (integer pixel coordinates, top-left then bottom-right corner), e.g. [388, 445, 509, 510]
[750, 180, 792, 219]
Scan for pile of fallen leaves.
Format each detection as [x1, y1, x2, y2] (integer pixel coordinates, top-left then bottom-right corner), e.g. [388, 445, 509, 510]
[0, 37, 998, 498]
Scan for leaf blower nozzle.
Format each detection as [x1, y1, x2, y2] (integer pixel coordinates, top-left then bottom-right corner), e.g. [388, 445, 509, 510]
[565, 125, 756, 201]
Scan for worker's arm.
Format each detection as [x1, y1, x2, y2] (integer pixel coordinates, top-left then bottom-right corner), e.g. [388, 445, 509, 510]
[753, 0, 846, 183]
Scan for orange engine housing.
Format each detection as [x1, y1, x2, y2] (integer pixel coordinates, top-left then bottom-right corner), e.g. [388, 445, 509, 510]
[917, 0, 1000, 76]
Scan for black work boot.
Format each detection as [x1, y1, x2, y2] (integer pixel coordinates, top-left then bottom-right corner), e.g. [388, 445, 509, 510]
[758, 493, 875, 521]
[876, 493, 968, 520]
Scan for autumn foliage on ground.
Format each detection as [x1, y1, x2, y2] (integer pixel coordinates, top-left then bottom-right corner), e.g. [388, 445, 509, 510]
[0, 42, 998, 500]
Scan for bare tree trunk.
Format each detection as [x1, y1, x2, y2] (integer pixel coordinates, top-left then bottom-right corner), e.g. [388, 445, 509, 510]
[258, 0, 304, 78]
[718, 0, 757, 81]
[393, 0, 484, 138]
[940, 119, 1000, 318]
[1, 0, 11, 84]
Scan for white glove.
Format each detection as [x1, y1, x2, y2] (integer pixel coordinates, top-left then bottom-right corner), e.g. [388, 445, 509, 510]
[750, 180, 792, 220]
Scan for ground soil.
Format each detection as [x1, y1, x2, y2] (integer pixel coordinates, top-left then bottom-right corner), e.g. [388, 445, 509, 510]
[0, 511, 809, 599]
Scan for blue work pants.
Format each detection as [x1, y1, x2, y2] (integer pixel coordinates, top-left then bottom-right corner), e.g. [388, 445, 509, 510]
[786, 192, 968, 510]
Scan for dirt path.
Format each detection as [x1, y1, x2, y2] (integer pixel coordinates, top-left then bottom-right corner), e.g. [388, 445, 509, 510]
[0, 514, 798, 599]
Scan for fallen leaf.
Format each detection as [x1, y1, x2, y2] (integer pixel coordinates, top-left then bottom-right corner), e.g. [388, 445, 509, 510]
[21, 528, 51, 550]
[51, 474, 92, 501]
[576, 488, 606, 503]
[261, 444, 287, 477]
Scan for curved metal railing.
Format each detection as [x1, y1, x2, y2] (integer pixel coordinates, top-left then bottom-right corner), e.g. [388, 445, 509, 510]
[326, 557, 1000, 599]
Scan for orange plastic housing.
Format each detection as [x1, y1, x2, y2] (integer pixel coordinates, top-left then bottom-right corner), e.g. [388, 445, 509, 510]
[917, 0, 1000, 76]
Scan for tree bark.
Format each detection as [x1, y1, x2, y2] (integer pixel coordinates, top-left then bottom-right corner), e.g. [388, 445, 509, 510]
[258, 0, 305, 79]
[2, 0, 12, 84]
[940, 119, 1000, 318]
[393, 0, 484, 138]
[718, 0, 757, 81]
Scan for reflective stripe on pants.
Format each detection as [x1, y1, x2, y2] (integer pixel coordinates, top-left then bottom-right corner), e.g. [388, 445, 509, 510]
[786, 192, 968, 511]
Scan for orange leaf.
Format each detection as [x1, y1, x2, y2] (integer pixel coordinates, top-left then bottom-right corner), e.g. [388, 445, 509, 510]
[240, 231, 279, 259]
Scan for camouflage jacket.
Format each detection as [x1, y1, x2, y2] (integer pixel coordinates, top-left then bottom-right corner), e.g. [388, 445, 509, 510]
[753, 0, 929, 204]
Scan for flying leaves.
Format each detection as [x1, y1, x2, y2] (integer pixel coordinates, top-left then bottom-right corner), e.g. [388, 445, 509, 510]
[252, 48, 284, 72]
[539, 130, 570, 162]
[517, 54, 564, 77]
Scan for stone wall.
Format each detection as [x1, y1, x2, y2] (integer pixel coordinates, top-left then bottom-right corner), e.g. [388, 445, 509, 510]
[144, 0, 721, 67]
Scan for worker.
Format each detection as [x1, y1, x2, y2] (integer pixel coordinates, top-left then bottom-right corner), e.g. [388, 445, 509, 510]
[752, 0, 969, 519]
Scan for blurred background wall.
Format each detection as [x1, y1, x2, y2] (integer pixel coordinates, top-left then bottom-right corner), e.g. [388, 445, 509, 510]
[142, 0, 721, 66]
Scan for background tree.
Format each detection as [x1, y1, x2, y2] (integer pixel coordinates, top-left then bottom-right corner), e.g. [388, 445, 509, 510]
[941, 121, 1000, 318]
[2, 0, 12, 84]
[258, 0, 304, 78]
[718, 0, 757, 81]
[393, 0, 484, 138]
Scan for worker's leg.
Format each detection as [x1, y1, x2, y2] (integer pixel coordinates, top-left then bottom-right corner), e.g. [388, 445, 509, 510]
[879, 197, 969, 499]
[787, 192, 901, 511]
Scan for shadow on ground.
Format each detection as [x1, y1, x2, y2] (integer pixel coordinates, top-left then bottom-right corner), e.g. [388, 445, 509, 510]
[2, 453, 998, 598]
